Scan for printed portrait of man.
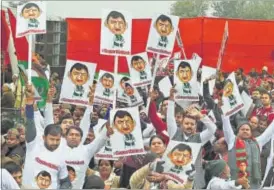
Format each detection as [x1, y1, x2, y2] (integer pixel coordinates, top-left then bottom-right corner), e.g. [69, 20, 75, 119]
[119, 76, 130, 98]
[21, 2, 42, 28]
[124, 83, 137, 104]
[223, 79, 237, 107]
[100, 73, 114, 97]
[104, 11, 127, 48]
[104, 139, 112, 153]
[131, 56, 147, 80]
[176, 61, 193, 94]
[35, 170, 52, 189]
[154, 14, 174, 48]
[68, 63, 90, 98]
[113, 110, 136, 149]
[167, 143, 194, 174]
[67, 166, 76, 182]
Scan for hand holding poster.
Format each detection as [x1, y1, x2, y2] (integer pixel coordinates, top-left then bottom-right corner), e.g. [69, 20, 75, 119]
[200, 66, 217, 96]
[94, 70, 116, 105]
[59, 60, 96, 106]
[146, 14, 179, 56]
[155, 140, 202, 186]
[16, 1, 46, 37]
[100, 9, 132, 56]
[174, 54, 201, 101]
[127, 52, 152, 87]
[110, 107, 145, 157]
[221, 72, 244, 117]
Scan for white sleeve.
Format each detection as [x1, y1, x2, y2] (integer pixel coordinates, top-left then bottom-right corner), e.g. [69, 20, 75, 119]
[199, 116, 217, 146]
[1, 169, 20, 189]
[256, 120, 274, 150]
[167, 100, 177, 139]
[59, 156, 69, 180]
[142, 123, 156, 139]
[34, 110, 44, 138]
[86, 126, 108, 159]
[80, 105, 93, 145]
[222, 115, 236, 150]
[44, 102, 54, 127]
[209, 178, 242, 189]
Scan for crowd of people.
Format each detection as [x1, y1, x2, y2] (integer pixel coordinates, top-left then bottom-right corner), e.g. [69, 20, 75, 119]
[1, 56, 274, 189]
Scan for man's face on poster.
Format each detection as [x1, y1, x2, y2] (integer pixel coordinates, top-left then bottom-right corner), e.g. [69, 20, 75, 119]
[114, 115, 135, 135]
[177, 66, 192, 83]
[223, 82, 233, 97]
[155, 19, 173, 37]
[168, 148, 192, 167]
[70, 68, 89, 86]
[106, 16, 127, 35]
[22, 5, 41, 19]
[36, 174, 51, 189]
[101, 76, 114, 89]
[132, 59, 146, 72]
[125, 85, 134, 96]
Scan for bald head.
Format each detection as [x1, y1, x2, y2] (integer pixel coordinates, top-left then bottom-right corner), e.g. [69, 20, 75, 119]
[213, 137, 228, 154]
[249, 116, 259, 130]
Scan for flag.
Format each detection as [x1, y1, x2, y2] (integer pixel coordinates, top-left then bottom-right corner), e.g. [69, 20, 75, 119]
[8, 8, 49, 109]
[1, 10, 11, 66]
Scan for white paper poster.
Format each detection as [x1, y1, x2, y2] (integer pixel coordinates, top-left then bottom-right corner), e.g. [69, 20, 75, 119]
[146, 14, 179, 56]
[155, 140, 202, 186]
[116, 75, 130, 103]
[127, 52, 152, 87]
[174, 54, 201, 101]
[158, 76, 172, 98]
[16, 1, 46, 37]
[100, 9, 132, 56]
[241, 91, 254, 117]
[59, 60, 96, 106]
[123, 81, 144, 107]
[94, 70, 116, 105]
[110, 107, 145, 157]
[95, 138, 118, 161]
[221, 72, 244, 117]
[200, 66, 216, 96]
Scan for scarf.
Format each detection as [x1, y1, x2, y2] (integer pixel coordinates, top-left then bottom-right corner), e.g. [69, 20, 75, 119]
[235, 137, 260, 179]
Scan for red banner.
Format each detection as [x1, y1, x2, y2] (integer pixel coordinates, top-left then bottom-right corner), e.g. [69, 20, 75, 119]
[66, 17, 274, 74]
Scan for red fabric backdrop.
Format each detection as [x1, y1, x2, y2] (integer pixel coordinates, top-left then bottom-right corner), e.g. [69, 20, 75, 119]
[66, 17, 274, 74]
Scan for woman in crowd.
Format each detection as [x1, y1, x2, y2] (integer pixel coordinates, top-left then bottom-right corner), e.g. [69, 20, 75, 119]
[149, 135, 167, 157]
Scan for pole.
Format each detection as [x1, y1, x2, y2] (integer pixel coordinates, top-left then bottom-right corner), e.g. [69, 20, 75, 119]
[145, 53, 160, 114]
[28, 34, 32, 84]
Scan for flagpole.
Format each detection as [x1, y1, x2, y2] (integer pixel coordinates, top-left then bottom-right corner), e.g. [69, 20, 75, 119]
[28, 34, 32, 84]
[113, 55, 118, 109]
[146, 53, 160, 114]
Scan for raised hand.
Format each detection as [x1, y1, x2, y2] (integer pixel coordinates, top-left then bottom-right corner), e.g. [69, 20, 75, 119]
[185, 104, 204, 120]
[25, 84, 35, 105]
[88, 85, 96, 105]
[47, 82, 56, 102]
[106, 120, 114, 137]
[149, 89, 158, 102]
[169, 84, 177, 101]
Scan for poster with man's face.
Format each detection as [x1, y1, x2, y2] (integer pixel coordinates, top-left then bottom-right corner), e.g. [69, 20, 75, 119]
[116, 74, 130, 104]
[94, 70, 116, 105]
[146, 13, 179, 56]
[100, 9, 132, 56]
[95, 138, 118, 161]
[16, 1, 46, 37]
[110, 107, 145, 157]
[221, 72, 244, 117]
[174, 53, 201, 101]
[126, 52, 152, 87]
[123, 81, 144, 107]
[155, 140, 202, 186]
[59, 60, 96, 106]
[35, 170, 52, 189]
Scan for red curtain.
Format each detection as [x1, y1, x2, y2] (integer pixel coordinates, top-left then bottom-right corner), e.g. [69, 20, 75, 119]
[66, 17, 274, 74]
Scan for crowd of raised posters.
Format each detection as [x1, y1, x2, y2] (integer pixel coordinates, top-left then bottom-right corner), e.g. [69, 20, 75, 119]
[2, 2, 274, 190]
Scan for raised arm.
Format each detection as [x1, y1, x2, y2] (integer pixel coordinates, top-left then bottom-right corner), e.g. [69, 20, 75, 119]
[222, 115, 236, 150]
[25, 85, 37, 145]
[199, 116, 217, 146]
[130, 164, 151, 189]
[148, 100, 167, 134]
[80, 105, 93, 145]
[203, 80, 215, 110]
[256, 120, 274, 149]
[44, 83, 56, 127]
[166, 86, 178, 139]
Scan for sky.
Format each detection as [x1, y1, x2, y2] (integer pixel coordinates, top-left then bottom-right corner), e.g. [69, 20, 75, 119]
[2, 1, 176, 19]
